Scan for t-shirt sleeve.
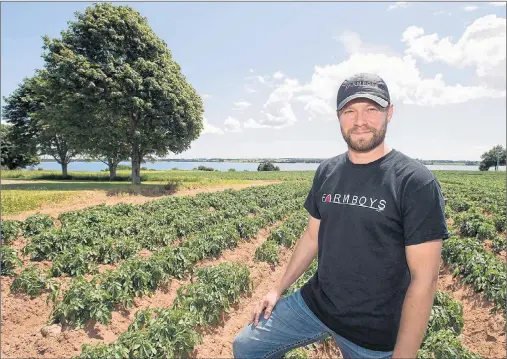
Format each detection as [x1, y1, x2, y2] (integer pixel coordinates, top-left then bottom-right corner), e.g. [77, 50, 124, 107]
[402, 179, 450, 246]
[304, 166, 322, 220]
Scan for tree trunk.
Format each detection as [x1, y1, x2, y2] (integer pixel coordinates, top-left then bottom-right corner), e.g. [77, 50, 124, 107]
[131, 145, 141, 185]
[62, 162, 68, 177]
[108, 158, 118, 181]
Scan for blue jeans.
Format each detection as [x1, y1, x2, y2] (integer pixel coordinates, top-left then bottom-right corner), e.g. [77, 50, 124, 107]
[233, 289, 393, 359]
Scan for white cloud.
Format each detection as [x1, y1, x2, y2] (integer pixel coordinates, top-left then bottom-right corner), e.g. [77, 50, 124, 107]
[244, 118, 271, 129]
[464, 5, 478, 12]
[387, 2, 409, 10]
[233, 100, 252, 111]
[249, 68, 254, 72]
[244, 74, 276, 93]
[224, 116, 242, 132]
[489, 2, 506, 6]
[434, 10, 452, 16]
[402, 15, 506, 87]
[259, 17, 506, 124]
[273, 71, 285, 79]
[336, 30, 397, 56]
[260, 78, 300, 128]
[201, 117, 224, 135]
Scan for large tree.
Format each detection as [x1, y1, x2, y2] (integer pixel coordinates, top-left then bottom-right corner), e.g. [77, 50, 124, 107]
[0, 123, 40, 170]
[2, 73, 79, 177]
[479, 145, 506, 171]
[40, 3, 204, 184]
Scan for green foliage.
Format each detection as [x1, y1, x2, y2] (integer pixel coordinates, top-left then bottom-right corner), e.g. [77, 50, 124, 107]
[1, 168, 315, 182]
[479, 145, 506, 171]
[255, 240, 279, 264]
[173, 263, 252, 326]
[283, 347, 309, 359]
[418, 329, 482, 359]
[0, 123, 40, 170]
[196, 165, 215, 171]
[258, 161, 280, 171]
[77, 262, 251, 359]
[0, 246, 22, 275]
[22, 213, 55, 237]
[442, 236, 506, 313]
[48, 183, 309, 327]
[11, 265, 59, 298]
[2, 72, 79, 176]
[41, 3, 204, 184]
[491, 235, 506, 254]
[1, 220, 22, 244]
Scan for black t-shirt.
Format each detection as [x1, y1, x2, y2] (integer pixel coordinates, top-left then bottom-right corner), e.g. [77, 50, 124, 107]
[300, 149, 450, 352]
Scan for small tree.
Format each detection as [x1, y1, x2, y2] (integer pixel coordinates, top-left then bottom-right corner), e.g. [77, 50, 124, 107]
[0, 123, 40, 170]
[479, 145, 506, 171]
[2, 73, 79, 177]
[257, 161, 280, 171]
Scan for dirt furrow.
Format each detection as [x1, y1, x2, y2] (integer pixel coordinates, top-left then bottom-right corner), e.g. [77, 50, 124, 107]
[438, 262, 506, 358]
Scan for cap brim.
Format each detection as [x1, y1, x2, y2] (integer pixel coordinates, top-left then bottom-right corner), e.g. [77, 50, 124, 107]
[337, 93, 388, 111]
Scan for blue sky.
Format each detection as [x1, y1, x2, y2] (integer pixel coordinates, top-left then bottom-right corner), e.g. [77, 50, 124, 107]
[2, 1, 506, 160]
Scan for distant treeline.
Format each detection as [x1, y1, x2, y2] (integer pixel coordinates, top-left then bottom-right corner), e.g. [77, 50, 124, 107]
[39, 158, 481, 165]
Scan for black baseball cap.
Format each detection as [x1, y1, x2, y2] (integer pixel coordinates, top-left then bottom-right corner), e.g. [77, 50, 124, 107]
[336, 73, 390, 111]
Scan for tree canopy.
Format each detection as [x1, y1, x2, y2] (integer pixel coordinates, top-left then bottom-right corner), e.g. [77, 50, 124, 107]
[257, 161, 280, 171]
[2, 72, 78, 176]
[479, 145, 506, 171]
[39, 3, 204, 183]
[0, 123, 40, 170]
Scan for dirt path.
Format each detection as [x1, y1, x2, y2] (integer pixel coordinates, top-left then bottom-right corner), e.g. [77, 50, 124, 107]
[2, 180, 281, 221]
[438, 263, 506, 358]
[0, 218, 286, 359]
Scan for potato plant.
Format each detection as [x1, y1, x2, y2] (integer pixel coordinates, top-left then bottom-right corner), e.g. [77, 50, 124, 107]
[49, 191, 307, 328]
[77, 262, 252, 359]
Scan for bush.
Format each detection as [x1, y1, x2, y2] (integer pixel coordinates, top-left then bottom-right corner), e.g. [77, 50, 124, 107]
[255, 240, 279, 264]
[196, 165, 215, 171]
[257, 161, 280, 171]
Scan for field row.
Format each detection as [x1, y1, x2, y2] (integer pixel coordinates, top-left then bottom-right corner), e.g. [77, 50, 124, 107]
[4, 183, 307, 280]
[2, 183, 310, 333]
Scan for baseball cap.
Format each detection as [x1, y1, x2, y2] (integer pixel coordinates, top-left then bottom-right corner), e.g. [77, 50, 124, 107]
[336, 73, 390, 111]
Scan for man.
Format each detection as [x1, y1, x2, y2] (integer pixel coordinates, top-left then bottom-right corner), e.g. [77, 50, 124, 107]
[232, 73, 450, 359]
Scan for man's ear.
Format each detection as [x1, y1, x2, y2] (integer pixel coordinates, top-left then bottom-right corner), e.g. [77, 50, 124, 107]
[386, 104, 394, 123]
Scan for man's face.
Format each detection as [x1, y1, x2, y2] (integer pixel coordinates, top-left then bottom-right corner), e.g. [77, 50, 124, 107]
[337, 99, 393, 153]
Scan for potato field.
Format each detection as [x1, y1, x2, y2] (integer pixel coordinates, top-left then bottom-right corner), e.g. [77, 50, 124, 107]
[1, 171, 505, 359]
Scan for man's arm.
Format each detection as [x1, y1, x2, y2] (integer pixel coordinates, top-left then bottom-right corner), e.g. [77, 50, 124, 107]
[273, 215, 320, 294]
[251, 215, 320, 325]
[392, 239, 443, 359]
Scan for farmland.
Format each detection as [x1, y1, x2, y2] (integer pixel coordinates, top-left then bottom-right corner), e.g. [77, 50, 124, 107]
[1, 170, 505, 359]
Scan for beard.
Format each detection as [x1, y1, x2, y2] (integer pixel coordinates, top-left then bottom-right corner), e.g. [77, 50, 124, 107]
[341, 116, 388, 153]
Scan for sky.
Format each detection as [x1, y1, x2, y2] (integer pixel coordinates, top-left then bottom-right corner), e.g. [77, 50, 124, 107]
[1, 1, 506, 161]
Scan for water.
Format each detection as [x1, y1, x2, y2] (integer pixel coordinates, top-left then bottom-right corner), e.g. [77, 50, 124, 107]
[25, 161, 506, 172]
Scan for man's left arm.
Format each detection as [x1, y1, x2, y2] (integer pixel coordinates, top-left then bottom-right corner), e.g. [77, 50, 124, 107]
[392, 178, 450, 359]
[391, 239, 443, 359]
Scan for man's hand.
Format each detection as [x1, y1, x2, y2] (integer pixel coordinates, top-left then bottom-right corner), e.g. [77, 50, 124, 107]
[249, 288, 282, 326]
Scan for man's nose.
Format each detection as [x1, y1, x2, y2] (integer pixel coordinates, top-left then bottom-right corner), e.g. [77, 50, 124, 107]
[354, 112, 368, 126]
